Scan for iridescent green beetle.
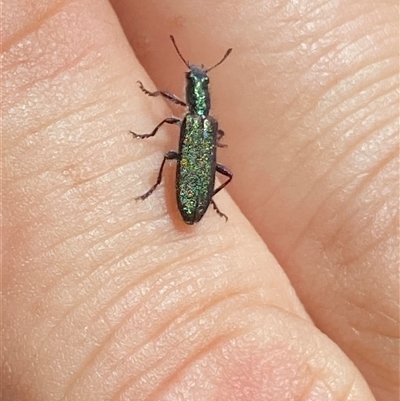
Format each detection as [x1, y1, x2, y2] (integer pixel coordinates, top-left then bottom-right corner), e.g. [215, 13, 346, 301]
[131, 36, 232, 225]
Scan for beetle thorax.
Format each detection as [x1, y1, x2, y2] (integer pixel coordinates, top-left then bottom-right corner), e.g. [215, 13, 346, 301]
[186, 67, 210, 116]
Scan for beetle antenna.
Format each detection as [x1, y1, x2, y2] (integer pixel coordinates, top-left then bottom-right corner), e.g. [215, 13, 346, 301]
[206, 48, 232, 72]
[170, 35, 190, 68]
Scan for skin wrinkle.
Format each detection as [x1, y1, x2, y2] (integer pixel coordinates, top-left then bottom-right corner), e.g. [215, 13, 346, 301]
[67, 289, 253, 399]
[46, 195, 132, 245]
[258, 65, 395, 187]
[279, 99, 396, 238]
[38, 231, 238, 384]
[264, 16, 396, 137]
[307, 69, 391, 141]
[43, 208, 159, 264]
[314, 64, 396, 134]
[318, 123, 393, 217]
[87, 242, 233, 330]
[102, 291, 254, 392]
[339, 378, 357, 401]
[348, 343, 395, 381]
[117, 334, 238, 401]
[5, 38, 130, 146]
[32, 205, 143, 261]
[6, 139, 147, 229]
[326, 158, 397, 258]
[284, 170, 393, 300]
[2, 0, 69, 51]
[172, 288, 264, 334]
[290, 66, 394, 147]
[297, 0, 335, 21]
[310, 18, 383, 69]
[207, 306, 355, 401]
[241, 2, 286, 22]
[334, 214, 396, 272]
[332, 19, 392, 62]
[329, 311, 397, 388]
[43, 151, 137, 199]
[264, 4, 374, 57]
[146, 337, 257, 401]
[298, 378, 319, 401]
[4, 45, 97, 104]
[29, 226, 170, 321]
[340, 274, 393, 320]
[8, 197, 113, 264]
[298, 375, 341, 401]
[341, 296, 396, 340]
[280, 62, 396, 158]
[6, 97, 117, 158]
[327, 149, 397, 240]
[274, 37, 342, 116]
[29, 228, 130, 330]
[262, 1, 337, 42]
[278, 171, 362, 267]
[329, 81, 396, 144]
[166, 310, 316, 396]
[349, 308, 398, 342]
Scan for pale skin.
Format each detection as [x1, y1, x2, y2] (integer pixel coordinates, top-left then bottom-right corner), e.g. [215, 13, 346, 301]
[2, 0, 398, 400]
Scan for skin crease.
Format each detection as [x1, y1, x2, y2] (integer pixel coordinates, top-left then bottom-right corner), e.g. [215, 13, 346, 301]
[2, 1, 397, 401]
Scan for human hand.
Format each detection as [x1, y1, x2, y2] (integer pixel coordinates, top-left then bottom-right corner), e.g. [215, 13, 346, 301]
[3, 1, 398, 400]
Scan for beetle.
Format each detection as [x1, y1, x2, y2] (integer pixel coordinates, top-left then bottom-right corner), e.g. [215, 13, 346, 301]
[130, 35, 232, 225]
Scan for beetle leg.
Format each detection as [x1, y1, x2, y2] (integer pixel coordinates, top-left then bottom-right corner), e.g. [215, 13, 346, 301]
[210, 164, 232, 221]
[211, 200, 228, 222]
[137, 81, 187, 107]
[130, 117, 181, 139]
[136, 151, 179, 200]
[213, 164, 233, 196]
[216, 129, 227, 148]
